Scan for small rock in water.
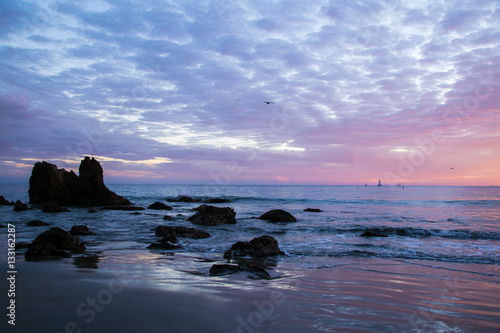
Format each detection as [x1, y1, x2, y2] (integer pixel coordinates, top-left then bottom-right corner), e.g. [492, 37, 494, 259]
[224, 235, 283, 259]
[304, 208, 322, 212]
[147, 241, 181, 250]
[70, 225, 96, 236]
[88, 208, 98, 213]
[27, 220, 50, 227]
[155, 225, 210, 239]
[187, 205, 236, 226]
[360, 230, 388, 237]
[209, 264, 271, 279]
[258, 209, 296, 222]
[148, 202, 173, 210]
[100, 206, 145, 211]
[203, 198, 231, 204]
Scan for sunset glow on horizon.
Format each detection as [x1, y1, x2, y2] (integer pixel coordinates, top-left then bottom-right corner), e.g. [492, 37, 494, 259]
[0, 0, 499, 186]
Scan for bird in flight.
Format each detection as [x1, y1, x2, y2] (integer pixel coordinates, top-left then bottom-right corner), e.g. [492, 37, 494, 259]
[450, 167, 454, 169]
[263, 101, 274, 104]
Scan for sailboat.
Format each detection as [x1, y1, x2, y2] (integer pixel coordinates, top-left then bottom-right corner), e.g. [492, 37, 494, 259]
[377, 179, 382, 186]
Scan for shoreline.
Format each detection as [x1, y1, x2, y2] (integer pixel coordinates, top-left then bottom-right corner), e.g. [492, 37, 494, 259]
[2, 256, 499, 333]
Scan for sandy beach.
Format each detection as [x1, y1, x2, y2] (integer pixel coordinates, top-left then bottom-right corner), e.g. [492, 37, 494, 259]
[3, 255, 500, 333]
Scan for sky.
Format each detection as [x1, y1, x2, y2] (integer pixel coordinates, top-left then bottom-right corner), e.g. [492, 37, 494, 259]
[0, 0, 499, 186]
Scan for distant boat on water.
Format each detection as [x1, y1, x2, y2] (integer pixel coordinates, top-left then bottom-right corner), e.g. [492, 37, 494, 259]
[377, 179, 382, 186]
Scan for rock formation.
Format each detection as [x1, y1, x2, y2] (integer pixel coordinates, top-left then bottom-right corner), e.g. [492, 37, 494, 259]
[304, 208, 322, 212]
[0, 196, 14, 205]
[13, 200, 29, 211]
[148, 202, 173, 210]
[70, 225, 96, 236]
[187, 205, 236, 226]
[209, 264, 271, 279]
[28, 157, 131, 206]
[224, 235, 283, 259]
[258, 209, 296, 222]
[25, 227, 86, 259]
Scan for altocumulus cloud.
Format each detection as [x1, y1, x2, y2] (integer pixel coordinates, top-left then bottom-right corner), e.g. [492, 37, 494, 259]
[0, 0, 499, 185]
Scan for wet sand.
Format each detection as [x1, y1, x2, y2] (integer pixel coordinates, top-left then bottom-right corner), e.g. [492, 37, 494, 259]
[2, 257, 500, 333]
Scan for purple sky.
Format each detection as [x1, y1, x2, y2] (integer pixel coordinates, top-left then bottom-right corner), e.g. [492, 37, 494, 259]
[1, 0, 499, 185]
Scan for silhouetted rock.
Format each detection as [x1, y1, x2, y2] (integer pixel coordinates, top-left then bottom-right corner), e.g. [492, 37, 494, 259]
[209, 264, 271, 279]
[187, 205, 236, 226]
[163, 215, 174, 220]
[27, 220, 50, 227]
[360, 230, 388, 237]
[203, 198, 231, 203]
[70, 225, 95, 236]
[304, 208, 322, 212]
[0, 196, 14, 205]
[258, 209, 296, 222]
[25, 227, 85, 259]
[224, 235, 283, 259]
[100, 206, 145, 211]
[166, 195, 200, 203]
[42, 202, 70, 212]
[148, 202, 173, 210]
[28, 157, 131, 206]
[155, 225, 210, 239]
[13, 200, 29, 211]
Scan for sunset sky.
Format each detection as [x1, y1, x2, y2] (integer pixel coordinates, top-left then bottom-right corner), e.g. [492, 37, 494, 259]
[0, 0, 499, 185]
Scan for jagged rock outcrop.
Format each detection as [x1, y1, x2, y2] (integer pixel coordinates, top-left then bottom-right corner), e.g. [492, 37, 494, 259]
[0, 196, 14, 205]
[13, 200, 29, 211]
[28, 157, 131, 206]
[25, 227, 86, 259]
[187, 205, 236, 226]
[258, 209, 296, 222]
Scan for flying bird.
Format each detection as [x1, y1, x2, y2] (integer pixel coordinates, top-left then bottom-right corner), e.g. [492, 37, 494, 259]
[450, 167, 454, 169]
[263, 101, 274, 104]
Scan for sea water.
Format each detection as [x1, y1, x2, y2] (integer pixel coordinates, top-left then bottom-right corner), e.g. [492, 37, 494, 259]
[1, 184, 499, 332]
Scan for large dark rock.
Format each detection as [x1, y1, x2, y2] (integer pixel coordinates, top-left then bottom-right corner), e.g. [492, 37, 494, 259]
[42, 202, 70, 212]
[258, 209, 296, 222]
[187, 205, 236, 226]
[13, 200, 29, 211]
[70, 225, 95, 236]
[224, 235, 283, 259]
[25, 227, 85, 259]
[148, 202, 173, 210]
[28, 157, 131, 206]
[155, 225, 210, 239]
[0, 196, 14, 205]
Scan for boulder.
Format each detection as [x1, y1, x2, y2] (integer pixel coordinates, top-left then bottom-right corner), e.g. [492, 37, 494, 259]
[155, 225, 210, 239]
[25, 227, 86, 259]
[70, 225, 95, 236]
[224, 235, 283, 259]
[166, 195, 200, 203]
[0, 196, 14, 205]
[28, 157, 131, 206]
[27, 220, 50, 227]
[209, 264, 271, 279]
[187, 205, 236, 226]
[304, 208, 322, 212]
[148, 202, 173, 210]
[203, 198, 231, 204]
[13, 200, 29, 211]
[258, 209, 296, 222]
[42, 202, 70, 213]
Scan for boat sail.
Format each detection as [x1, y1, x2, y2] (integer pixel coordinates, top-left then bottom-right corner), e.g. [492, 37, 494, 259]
[377, 179, 382, 186]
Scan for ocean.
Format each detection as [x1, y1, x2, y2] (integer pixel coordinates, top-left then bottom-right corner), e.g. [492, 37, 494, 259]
[1, 184, 499, 332]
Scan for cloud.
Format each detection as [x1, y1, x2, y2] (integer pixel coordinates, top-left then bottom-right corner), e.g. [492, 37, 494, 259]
[0, 0, 499, 185]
